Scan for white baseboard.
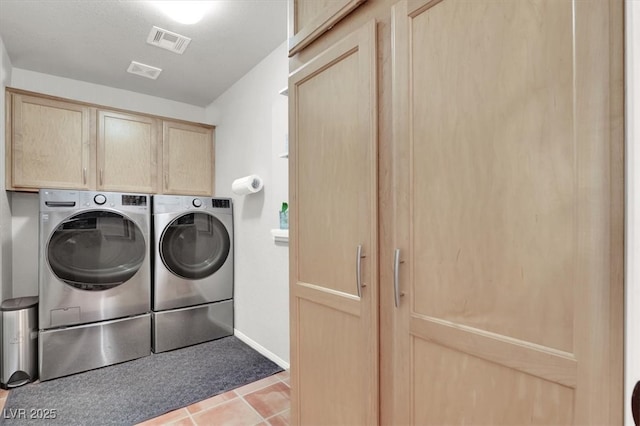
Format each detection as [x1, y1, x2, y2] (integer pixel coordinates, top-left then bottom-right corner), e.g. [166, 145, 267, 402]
[234, 329, 290, 370]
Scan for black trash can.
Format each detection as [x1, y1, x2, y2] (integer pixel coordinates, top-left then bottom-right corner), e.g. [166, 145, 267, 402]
[1, 296, 38, 388]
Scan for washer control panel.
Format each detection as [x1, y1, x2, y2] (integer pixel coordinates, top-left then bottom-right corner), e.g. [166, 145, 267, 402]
[94, 194, 107, 205]
[122, 195, 148, 206]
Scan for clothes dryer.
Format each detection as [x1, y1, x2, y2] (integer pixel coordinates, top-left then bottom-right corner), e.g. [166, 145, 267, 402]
[38, 189, 151, 381]
[152, 195, 233, 353]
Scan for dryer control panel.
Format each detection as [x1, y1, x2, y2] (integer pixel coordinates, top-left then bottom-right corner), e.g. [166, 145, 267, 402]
[212, 199, 230, 209]
[153, 195, 232, 215]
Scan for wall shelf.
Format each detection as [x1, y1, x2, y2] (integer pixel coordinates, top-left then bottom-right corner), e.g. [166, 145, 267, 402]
[279, 87, 288, 96]
[271, 228, 289, 244]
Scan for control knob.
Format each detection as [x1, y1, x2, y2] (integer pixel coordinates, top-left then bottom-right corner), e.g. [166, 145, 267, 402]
[192, 198, 202, 208]
[94, 194, 107, 205]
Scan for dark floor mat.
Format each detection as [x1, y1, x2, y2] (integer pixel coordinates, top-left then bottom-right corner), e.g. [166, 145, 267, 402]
[0, 336, 283, 425]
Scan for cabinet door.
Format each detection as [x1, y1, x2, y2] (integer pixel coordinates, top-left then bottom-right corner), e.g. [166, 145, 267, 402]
[97, 110, 159, 193]
[389, 0, 623, 424]
[288, 0, 367, 56]
[10, 94, 93, 190]
[162, 121, 214, 196]
[289, 20, 377, 425]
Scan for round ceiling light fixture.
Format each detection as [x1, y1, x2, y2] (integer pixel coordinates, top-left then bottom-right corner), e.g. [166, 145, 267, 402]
[151, 1, 214, 25]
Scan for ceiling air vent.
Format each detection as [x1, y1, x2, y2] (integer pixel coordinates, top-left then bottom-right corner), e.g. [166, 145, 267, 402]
[127, 61, 162, 80]
[147, 26, 191, 54]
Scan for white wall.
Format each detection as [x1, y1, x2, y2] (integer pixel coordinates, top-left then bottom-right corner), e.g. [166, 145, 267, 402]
[8, 69, 209, 298]
[0, 37, 13, 302]
[626, 1, 639, 424]
[10, 192, 38, 298]
[206, 41, 289, 366]
[10, 68, 208, 124]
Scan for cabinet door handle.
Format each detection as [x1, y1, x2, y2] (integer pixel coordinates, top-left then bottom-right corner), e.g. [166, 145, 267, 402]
[164, 173, 168, 189]
[99, 169, 103, 186]
[393, 248, 405, 308]
[356, 244, 366, 297]
[82, 168, 86, 185]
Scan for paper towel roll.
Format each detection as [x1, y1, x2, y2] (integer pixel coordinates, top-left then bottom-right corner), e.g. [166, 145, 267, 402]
[231, 175, 264, 195]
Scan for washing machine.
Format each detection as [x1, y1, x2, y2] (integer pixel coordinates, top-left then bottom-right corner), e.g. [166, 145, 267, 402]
[38, 189, 151, 381]
[152, 195, 233, 353]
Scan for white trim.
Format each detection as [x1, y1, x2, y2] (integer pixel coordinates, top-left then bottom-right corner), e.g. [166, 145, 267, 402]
[270, 228, 289, 243]
[234, 329, 290, 370]
[625, 1, 640, 425]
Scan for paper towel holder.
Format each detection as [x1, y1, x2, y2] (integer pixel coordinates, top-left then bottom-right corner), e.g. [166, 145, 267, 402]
[232, 174, 264, 195]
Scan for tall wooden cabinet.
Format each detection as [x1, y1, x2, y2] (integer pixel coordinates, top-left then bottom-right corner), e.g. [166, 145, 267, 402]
[289, 0, 624, 424]
[289, 20, 378, 425]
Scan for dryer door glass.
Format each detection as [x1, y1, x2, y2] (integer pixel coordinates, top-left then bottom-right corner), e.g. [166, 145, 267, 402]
[47, 211, 146, 290]
[160, 212, 230, 280]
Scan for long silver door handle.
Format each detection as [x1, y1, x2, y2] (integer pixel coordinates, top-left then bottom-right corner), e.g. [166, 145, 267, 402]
[99, 169, 103, 186]
[82, 167, 86, 184]
[393, 248, 405, 307]
[356, 244, 366, 297]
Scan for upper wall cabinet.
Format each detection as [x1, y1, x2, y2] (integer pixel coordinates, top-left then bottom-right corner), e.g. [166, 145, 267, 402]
[97, 109, 160, 194]
[6, 89, 215, 196]
[161, 121, 214, 196]
[288, 0, 367, 56]
[8, 93, 95, 191]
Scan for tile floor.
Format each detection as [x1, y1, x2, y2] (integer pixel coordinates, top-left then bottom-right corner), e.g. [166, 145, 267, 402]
[0, 387, 7, 412]
[0, 371, 290, 426]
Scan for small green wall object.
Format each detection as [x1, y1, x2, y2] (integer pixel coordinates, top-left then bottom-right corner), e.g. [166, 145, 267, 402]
[279, 202, 289, 229]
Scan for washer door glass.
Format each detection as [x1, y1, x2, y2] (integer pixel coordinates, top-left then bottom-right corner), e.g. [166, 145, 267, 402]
[160, 212, 230, 280]
[47, 211, 146, 291]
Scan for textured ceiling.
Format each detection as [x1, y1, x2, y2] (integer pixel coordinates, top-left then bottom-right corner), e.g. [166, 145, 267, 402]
[0, 0, 288, 107]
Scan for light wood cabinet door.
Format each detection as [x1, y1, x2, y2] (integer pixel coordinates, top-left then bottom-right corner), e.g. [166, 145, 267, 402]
[9, 94, 94, 190]
[388, 0, 623, 424]
[162, 121, 214, 196]
[289, 20, 377, 425]
[288, 0, 367, 56]
[97, 110, 159, 193]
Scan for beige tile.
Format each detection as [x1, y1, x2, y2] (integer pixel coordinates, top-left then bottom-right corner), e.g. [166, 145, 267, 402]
[187, 390, 237, 414]
[192, 398, 263, 426]
[233, 375, 281, 396]
[0, 388, 8, 411]
[243, 382, 291, 419]
[135, 408, 190, 426]
[267, 409, 290, 426]
[168, 417, 195, 426]
[275, 370, 290, 382]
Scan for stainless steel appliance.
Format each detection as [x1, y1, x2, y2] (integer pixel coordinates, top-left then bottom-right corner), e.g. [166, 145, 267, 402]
[152, 195, 233, 353]
[38, 189, 151, 381]
[1, 296, 38, 388]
